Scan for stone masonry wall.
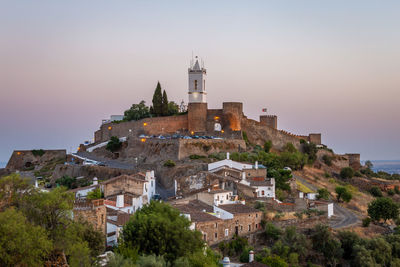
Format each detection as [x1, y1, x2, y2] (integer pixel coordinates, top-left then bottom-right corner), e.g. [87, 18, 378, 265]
[95, 115, 188, 143]
[6, 149, 66, 171]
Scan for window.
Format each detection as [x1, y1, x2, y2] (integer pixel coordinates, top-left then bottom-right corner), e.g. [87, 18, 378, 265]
[248, 225, 251, 231]
[262, 190, 265, 196]
[256, 224, 258, 229]
[215, 223, 218, 228]
[194, 80, 198, 90]
[225, 229, 229, 237]
[215, 232, 218, 239]
[240, 226, 243, 231]
[256, 214, 258, 218]
[203, 234, 207, 241]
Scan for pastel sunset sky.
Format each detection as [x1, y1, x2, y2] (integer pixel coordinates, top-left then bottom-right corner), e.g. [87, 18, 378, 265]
[1, 0, 399, 163]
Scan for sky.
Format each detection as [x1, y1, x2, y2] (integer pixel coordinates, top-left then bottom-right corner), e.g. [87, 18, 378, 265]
[0, 0, 399, 163]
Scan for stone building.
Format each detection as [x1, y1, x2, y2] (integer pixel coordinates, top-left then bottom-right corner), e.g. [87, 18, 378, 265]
[173, 199, 262, 246]
[73, 199, 107, 234]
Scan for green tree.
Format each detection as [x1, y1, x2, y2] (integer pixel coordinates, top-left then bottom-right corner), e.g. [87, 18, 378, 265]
[0, 173, 31, 209]
[317, 188, 330, 200]
[369, 186, 383, 197]
[301, 142, 318, 163]
[311, 224, 343, 266]
[119, 201, 204, 263]
[340, 167, 355, 179]
[87, 188, 103, 200]
[280, 226, 311, 260]
[152, 82, 163, 116]
[365, 160, 373, 169]
[322, 154, 332, 166]
[124, 100, 151, 121]
[20, 187, 75, 242]
[136, 254, 167, 267]
[106, 253, 136, 267]
[283, 143, 297, 153]
[368, 197, 399, 223]
[264, 140, 273, 153]
[0, 209, 52, 267]
[168, 101, 179, 115]
[337, 231, 361, 260]
[106, 136, 122, 152]
[265, 222, 282, 242]
[335, 186, 352, 203]
[162, 90, 169, 116]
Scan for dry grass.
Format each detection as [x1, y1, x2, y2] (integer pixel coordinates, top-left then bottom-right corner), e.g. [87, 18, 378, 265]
[294, 166, 374, 216]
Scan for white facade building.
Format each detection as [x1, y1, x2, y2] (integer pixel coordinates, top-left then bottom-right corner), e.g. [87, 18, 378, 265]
[188, 57, 207, 103]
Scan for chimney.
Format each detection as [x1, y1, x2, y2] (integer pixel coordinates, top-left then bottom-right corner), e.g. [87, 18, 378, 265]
[226, 152, 230, 160]
[116, 194, 124, 208]
[145, 171, 151, 181]
[222, 257, 230, 267]
[249, 250, 254, 262]
[208, 188, 211, 193]
[93, 177, 98, 185]
[255, 161, 258, 170]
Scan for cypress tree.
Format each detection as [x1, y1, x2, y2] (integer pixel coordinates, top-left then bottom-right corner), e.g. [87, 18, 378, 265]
[162, 90, 169, 116]
[152, 82, 163, 116]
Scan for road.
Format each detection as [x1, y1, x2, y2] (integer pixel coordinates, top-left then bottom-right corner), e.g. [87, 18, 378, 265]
[293, 174, 360, 228]
[330, 203, 360, 229]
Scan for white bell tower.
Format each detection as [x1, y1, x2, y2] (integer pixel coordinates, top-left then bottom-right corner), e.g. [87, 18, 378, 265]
[188, 56, 207, 103]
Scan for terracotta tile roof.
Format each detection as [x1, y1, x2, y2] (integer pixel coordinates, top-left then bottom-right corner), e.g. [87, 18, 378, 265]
[101, 174, 146, 185]
[107, 211, 132, 226]
[173, 200, 220, 222]
[218, 204, 260, 214]
[249, 180, 273, 187]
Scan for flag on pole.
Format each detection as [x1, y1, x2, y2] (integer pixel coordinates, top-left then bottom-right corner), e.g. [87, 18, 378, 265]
[262, 108, 267, 112]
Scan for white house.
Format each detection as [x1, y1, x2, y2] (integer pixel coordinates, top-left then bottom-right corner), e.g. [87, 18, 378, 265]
[197, 188, 235, 206]
[70, 177, 99, 198]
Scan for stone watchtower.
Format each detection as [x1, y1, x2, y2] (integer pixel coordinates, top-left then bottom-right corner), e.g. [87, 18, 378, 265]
[188, 57, 208, 133]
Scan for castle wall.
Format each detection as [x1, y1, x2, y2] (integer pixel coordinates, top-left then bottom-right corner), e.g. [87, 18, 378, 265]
[95, 115, 188, 143]
[346, 153, 361, 170]
[6, 149, 66, 171]
[260, 115, 277, 129]
[223, 102, 243, 131]
[188, 103, 208, 133]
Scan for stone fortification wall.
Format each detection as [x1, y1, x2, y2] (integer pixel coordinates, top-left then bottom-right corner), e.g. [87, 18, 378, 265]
[188, 103, 208, 133]
[260, 115, 277, 129]
[52, 164, 135, 181]
[122, 139, 180, 163]
[241, 117, 321, 150]
[6, 149, 66, 171]
[95, 115, 188, 143]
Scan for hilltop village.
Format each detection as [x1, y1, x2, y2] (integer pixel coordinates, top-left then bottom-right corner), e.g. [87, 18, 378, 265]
[2, 59, 400, 267]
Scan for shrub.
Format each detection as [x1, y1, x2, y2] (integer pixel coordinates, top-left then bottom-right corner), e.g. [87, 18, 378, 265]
[163, 160, 176, 167]
[388, 189, 395, 196]
[368, 197, 399, 223]
[302, 142, 318, 163]
[335, 186, 352, 203]
[395, 186, 400, 194]
[189, 154, 206, 160]
[354, 171, 362, 177]
[32, 149, 45, 157]
[317, 188, 330, 200]
[242, 131, 249, 144]
[322, 155, 332, 166]
[324, 172, 331, 178]
[369, 186, 383, 198]
[362, 217, 371, 227]
[106, 136, 122, 152]
[265, 222, 282, 241]
[264, 141, 272, 153]
[340, 167, 355, 179]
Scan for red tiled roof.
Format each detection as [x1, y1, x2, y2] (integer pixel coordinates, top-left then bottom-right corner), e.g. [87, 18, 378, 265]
[218, 204, 260, 214]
